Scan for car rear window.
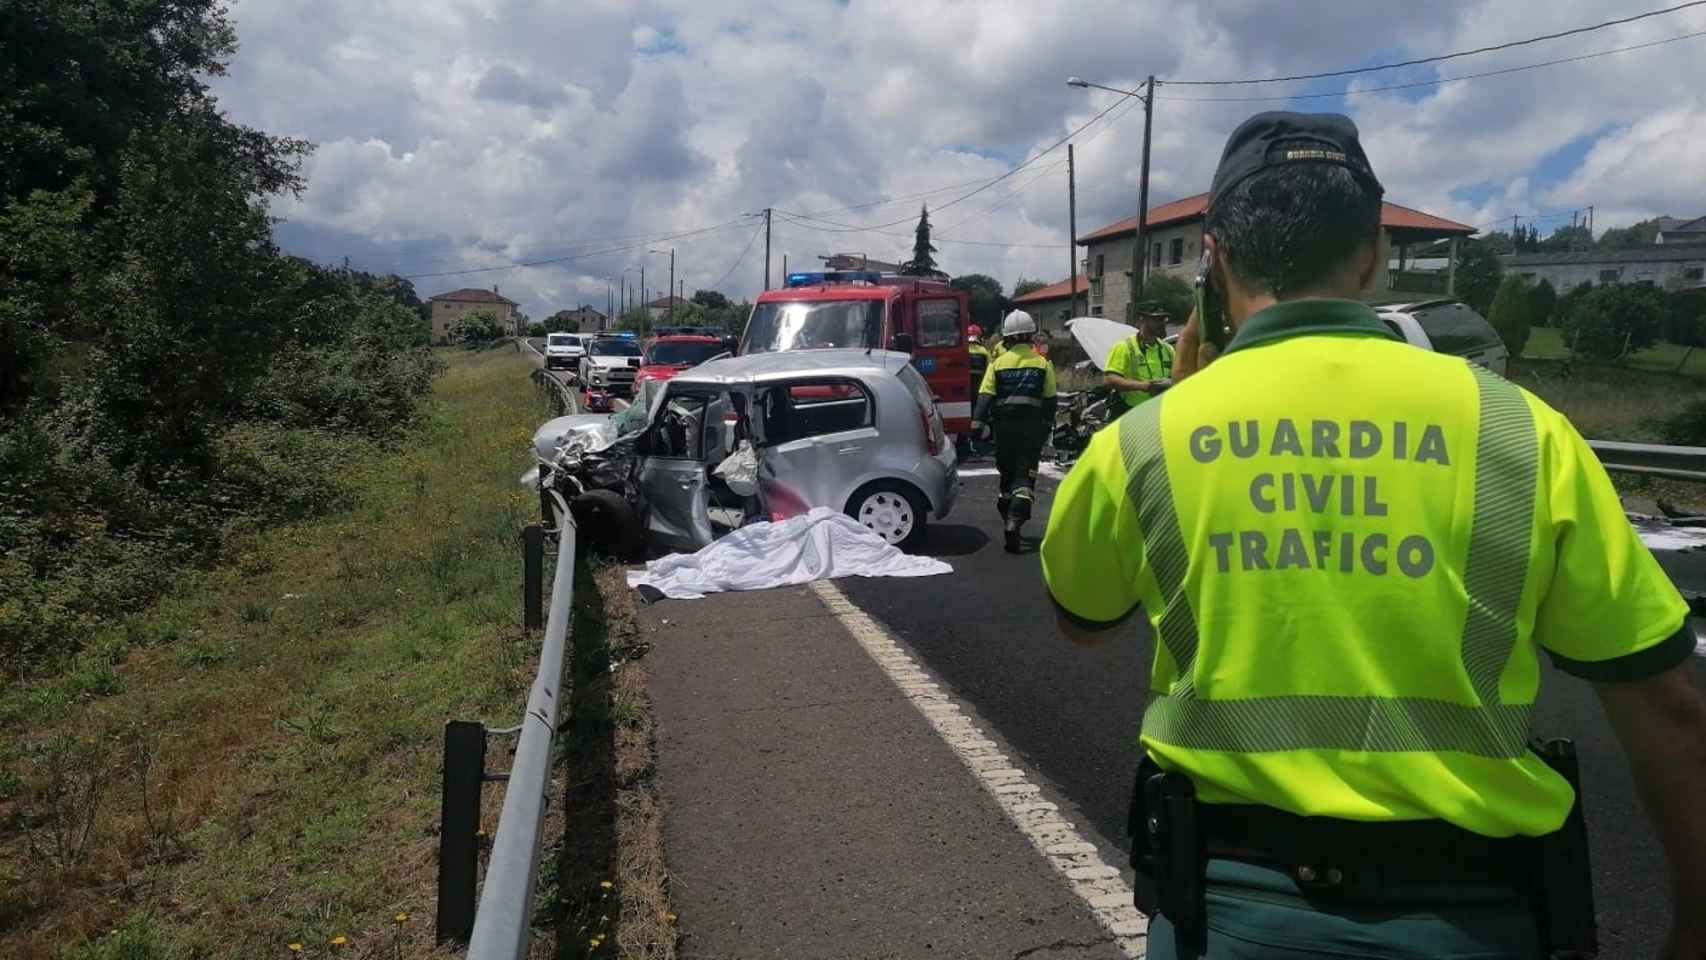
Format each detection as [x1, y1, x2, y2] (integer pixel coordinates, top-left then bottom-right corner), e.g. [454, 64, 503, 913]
[548, 334, 576, 346]
[1412, 303, 1501, 357]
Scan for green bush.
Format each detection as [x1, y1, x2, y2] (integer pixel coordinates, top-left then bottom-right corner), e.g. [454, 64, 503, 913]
[1662, 398, 1706, 445]
[1560, 283, 1666, 362]
[1663, 289, 1706, 346]
[1555, 281, 1594, 330]
[1486, 275, 1533, 358]
[1528, 278, 1558, 328]
[1137, 273, 1195, 326]
[450, 308, 507, 347]
[528, 321, 546, 337]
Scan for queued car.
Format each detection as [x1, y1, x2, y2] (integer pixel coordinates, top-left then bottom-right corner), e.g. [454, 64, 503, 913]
[577, 336, 642, 395]
[635, 334, 733, 387]
[543, 332, 585, 369]
[530, 349, 958, 555]
[1375, 300, 1509, 375]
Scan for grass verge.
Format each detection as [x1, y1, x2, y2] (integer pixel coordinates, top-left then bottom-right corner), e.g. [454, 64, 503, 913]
[0, 348, 552, 958]
[1525, 326, 1706, 378]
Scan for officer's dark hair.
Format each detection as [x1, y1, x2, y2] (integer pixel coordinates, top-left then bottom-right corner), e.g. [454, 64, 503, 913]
[1204, 164, 1383, 297]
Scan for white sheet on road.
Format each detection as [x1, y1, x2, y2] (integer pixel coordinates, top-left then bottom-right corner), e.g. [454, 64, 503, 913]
[626, 507, 952, 600]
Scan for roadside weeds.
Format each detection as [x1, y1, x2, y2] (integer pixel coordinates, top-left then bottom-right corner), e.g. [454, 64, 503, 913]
[544, 561, 676, 960]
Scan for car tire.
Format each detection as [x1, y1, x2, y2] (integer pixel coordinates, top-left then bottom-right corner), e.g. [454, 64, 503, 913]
[570, 489, 643, 561]
[845, 480, 927, 551]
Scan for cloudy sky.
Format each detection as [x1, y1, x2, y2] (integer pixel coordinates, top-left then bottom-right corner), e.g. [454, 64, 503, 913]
[210, 0, 1706, 319]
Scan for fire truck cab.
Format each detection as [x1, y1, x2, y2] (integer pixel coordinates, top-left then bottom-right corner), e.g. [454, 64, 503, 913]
[738, 271, 975, 435]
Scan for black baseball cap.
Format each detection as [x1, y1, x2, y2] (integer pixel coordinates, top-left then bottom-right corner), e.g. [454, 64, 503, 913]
[1207, 111, 1384, 210]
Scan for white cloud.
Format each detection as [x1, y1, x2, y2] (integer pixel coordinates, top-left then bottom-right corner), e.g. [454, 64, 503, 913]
[211, 0, 1706, 318]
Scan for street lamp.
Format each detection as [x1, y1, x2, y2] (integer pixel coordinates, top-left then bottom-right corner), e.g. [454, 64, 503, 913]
[648, 247, 675, 329]
[1069, 74, 1155, 324]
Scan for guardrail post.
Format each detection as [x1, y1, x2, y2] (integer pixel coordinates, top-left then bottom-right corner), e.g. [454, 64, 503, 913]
[523, 523, 544, 632]
[436, 720, 487, 944]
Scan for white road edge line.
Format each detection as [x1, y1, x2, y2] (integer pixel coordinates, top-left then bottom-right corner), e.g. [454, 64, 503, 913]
[807, 579, 1148, 957]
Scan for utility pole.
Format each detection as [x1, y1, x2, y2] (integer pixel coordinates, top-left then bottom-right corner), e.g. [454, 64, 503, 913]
[1512, 214, 1520, 251]
[668, 248, 675, 326]
[764, 208, 773, 290]
[1588, 205, 1594, 242]
[1132, 74, 1155, 324]
[782, 254, 788, 279]
[640, 263, 646, 340]
[1068, 143, 1079, 317]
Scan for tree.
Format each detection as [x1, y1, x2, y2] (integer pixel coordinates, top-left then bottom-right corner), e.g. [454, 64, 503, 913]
[449, 309, 506, 346]
[1486, 275, 1533, 359]
[1560, 283, 1665, 362]
[1137, 273, 1195, 327]
[545, 310, 579, 332]
[528, 322, 546, 337]
[899, 204, 942, 277]
[950, 273, 1006, 330]
[1012, 277, 1049, 298]
[1454, 238, 1503, 315]
[1528, 278, 1558, 328]
[692, 289, 731, 311]
[1554, 280, 1594, 336]
[1598, 217, 1666, 250]
[1663, 289, 1706, 347]
[1540, 225, 1592, 252]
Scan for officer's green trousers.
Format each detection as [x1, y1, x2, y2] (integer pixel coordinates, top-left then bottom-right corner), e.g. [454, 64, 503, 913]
[1145, 859, 1542, 959]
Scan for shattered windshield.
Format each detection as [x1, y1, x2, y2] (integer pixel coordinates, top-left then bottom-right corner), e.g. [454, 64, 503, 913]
[741, 300, 883, 353]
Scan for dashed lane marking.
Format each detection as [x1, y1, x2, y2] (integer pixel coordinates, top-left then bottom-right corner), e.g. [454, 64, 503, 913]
[807, 579, 1147, 957]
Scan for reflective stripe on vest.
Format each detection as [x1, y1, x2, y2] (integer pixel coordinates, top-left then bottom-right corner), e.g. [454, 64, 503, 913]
[1129, 363, 1539, 758]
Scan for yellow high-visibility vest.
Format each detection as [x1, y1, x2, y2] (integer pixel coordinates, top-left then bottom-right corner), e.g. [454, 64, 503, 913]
[1042, 298, 1691, 838]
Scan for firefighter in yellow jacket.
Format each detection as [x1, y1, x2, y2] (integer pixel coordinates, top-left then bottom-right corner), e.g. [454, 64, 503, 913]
[972, 310, 1057, 553]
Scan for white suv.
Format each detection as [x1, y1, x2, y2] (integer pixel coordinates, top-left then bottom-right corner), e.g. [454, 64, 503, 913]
[1376, 300, 1509, 376]
[544, 333, 584, 370]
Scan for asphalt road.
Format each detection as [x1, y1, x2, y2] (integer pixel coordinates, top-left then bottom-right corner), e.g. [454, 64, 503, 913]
[838, 462, 1706, 960]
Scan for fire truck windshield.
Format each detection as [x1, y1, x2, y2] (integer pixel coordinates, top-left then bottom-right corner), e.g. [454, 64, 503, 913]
[742, 300, 883, 353]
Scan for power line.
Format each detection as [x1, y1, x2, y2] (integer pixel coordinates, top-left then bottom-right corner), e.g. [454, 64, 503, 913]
[773, 210, 1068, 249]
[1163, 0, 1706, 85]
[1156, 29, 1706, 102]
[710, 220, 766, 289]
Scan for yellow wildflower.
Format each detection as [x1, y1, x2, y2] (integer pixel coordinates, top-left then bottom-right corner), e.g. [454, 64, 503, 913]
[330, 934, 348, 946]
[394, 912, 410, 924]
[288, 944, 303, 953]
[666, 912, 678, 923]
[599, 880, 613, 890]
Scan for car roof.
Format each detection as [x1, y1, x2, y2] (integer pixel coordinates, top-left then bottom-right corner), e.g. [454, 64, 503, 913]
[650, 334, 723, 343]
[670, 348, 914, 385]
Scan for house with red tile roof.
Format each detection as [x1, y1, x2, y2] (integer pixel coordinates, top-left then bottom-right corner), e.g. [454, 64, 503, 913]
[427, 286, 520, 342]
[1074, 193, 1476, 323]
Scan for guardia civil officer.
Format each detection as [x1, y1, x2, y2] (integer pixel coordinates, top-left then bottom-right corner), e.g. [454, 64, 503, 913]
[1103, 308, 1174, 411]
[1041, 112, 1706, 958]
[972, 309, 1056, 553]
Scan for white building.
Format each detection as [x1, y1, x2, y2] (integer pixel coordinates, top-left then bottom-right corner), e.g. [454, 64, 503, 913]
[1501, 246, 1706, 291]
[1077, 194, 1477, 322]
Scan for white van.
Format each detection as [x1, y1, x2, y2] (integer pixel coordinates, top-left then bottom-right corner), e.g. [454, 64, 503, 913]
[544, 333, 585, 370]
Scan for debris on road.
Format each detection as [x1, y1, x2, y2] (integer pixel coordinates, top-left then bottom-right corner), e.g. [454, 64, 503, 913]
[626, 507, 951, 600]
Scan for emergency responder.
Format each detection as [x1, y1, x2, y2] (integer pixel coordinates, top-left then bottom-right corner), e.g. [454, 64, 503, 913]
[966, 324, 994, 457]
[972, 309, 1056, 553]
[1041, 111, 1706, 958]
[1103, 309, 1174, 411]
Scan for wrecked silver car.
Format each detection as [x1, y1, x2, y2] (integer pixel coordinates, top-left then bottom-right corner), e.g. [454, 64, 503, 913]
[529, 349, 959, 554]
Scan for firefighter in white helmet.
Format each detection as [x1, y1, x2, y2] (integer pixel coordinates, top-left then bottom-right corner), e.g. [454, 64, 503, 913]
[971, 309, 1058, 552]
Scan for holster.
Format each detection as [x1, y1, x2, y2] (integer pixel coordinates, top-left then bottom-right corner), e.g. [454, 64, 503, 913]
[1532, 738, 1598, 959]
[1127, 757, 1207, 958]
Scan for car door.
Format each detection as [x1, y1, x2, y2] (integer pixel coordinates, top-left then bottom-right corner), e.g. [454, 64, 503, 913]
[636, 387, 716, 551]
[754, 378, 877, 516]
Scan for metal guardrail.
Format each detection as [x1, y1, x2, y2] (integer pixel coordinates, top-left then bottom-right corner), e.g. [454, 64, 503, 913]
[1587, 439, 1706, 483]
[531, 367, 578, 418]
[436, 502, 577, 957]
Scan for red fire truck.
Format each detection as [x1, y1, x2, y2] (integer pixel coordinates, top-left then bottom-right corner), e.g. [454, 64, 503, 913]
[737, 271, 976, 436]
